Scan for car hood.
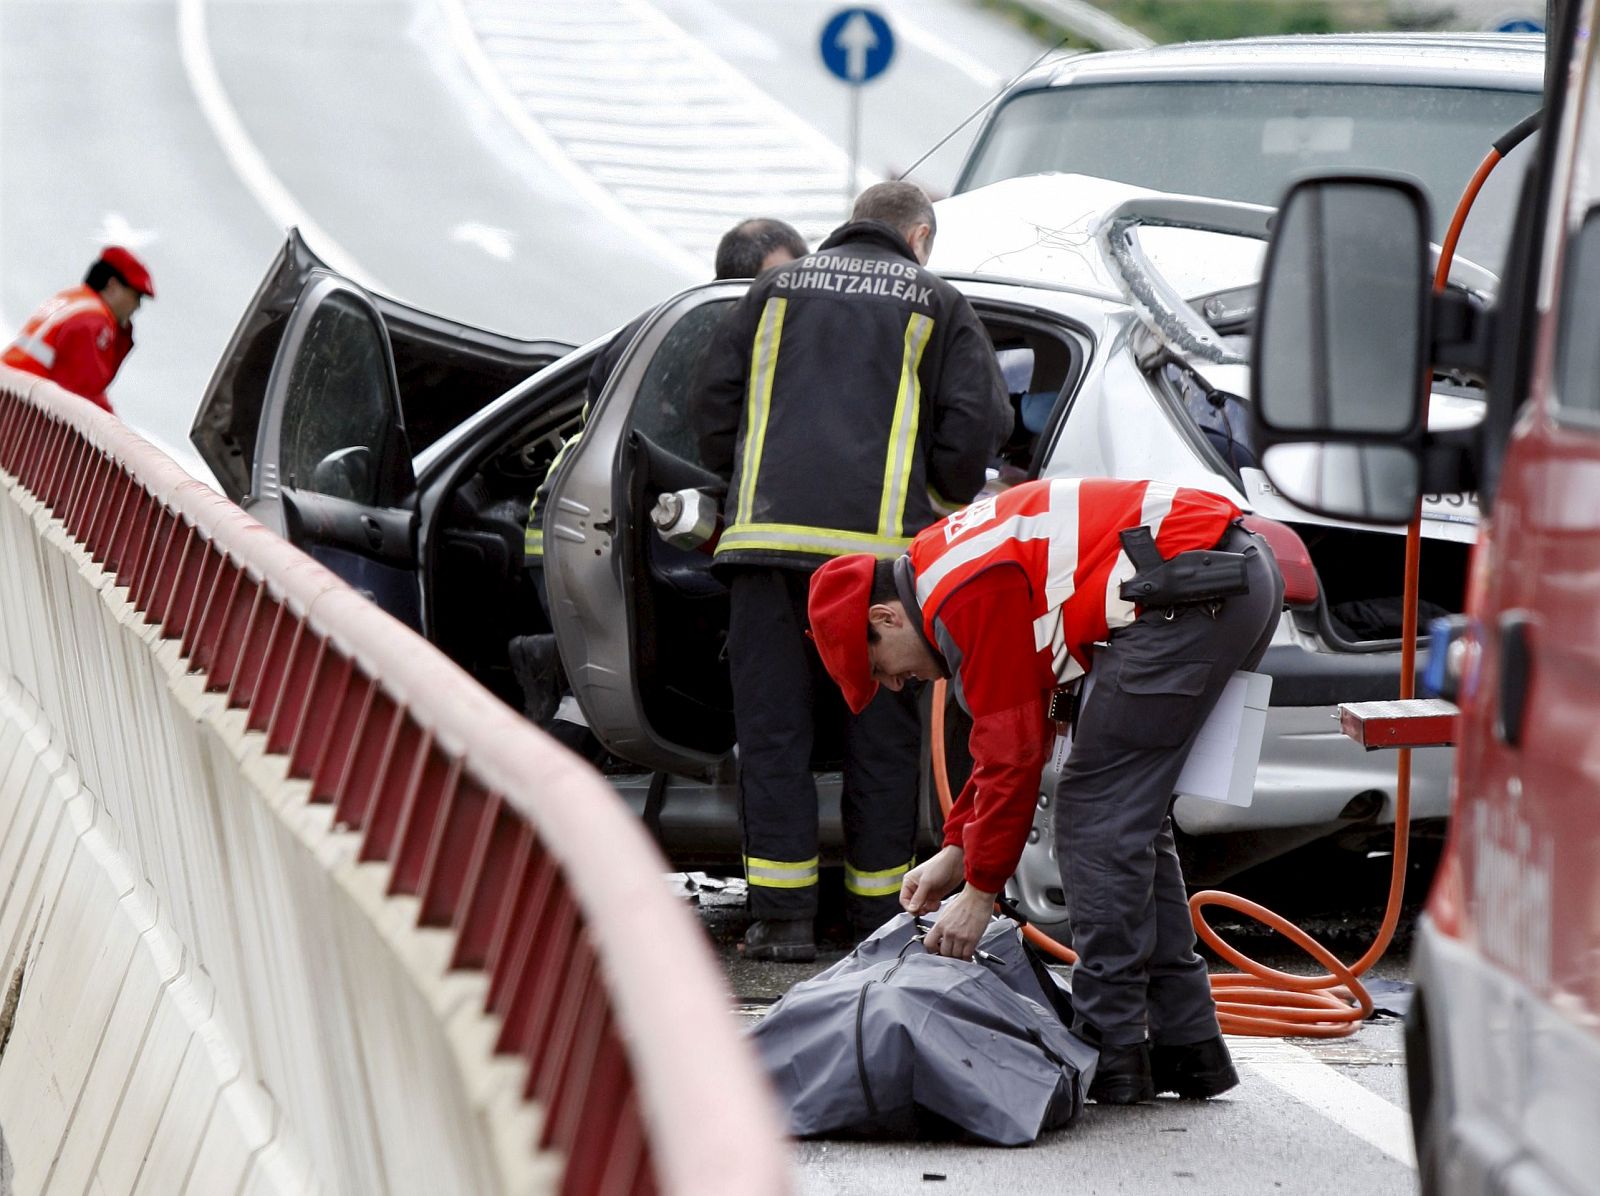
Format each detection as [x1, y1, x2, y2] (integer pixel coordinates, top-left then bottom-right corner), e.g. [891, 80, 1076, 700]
[930, 172, 1269, 303]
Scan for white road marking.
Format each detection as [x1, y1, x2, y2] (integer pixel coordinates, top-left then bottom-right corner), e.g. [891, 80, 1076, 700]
[92, 213, 159, 252]
[440, 0, 882, 260]
[433, 0, 708, 279]
[450, 221, 517, 261]
[1233, 1037, 1417, 1168]
[175, 0, 385, 293]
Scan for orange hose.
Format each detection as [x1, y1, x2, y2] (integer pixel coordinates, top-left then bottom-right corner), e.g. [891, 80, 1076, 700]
[1435, 150, 1501, 293]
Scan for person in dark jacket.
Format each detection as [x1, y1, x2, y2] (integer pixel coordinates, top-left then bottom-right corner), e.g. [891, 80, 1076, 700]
[510, 218, 808, 737]
[691, 181, 1009, 960]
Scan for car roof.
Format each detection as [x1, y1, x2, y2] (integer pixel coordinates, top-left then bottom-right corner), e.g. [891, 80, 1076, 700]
[1020, 32, 1543, 94]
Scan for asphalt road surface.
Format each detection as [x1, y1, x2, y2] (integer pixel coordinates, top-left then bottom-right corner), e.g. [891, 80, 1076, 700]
[695, 844, 1429, 1196]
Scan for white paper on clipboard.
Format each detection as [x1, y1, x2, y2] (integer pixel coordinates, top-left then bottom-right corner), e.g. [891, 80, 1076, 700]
[1173, 670, 1273, 806]
[1057, 668, 1273, 807]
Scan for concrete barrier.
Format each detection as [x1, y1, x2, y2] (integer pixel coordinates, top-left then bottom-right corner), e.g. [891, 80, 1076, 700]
[0, 367, 790, 1195]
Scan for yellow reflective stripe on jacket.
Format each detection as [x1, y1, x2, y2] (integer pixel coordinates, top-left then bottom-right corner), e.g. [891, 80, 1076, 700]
[524, 430, 584, 560]
[524, 489, 545, 559]
[745, 854, 819, 890]
[715, 521, 911, 559]
[734, 297, 787, 525]
[877, 313, 934, 539]
[844, 859, 914, 899]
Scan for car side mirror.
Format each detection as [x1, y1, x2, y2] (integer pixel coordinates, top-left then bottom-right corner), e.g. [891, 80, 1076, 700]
[310, 444, 373, 501]
[1252, 176, 1431, 525]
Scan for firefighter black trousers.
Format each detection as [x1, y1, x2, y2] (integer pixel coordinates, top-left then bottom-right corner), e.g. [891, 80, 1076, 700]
[1056, 524, 1285, 1047]
[726, 566, 922, 929]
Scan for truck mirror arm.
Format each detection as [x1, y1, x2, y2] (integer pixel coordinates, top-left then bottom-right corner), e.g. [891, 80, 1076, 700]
[1419, 426, 1479, 497]
[1430, 289, 1494, 377]
[1417, 290, 1492, 497]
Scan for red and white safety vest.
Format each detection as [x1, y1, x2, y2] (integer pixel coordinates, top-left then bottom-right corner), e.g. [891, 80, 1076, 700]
[909, 478, 1241, 682]
[2, 284, 132, 413]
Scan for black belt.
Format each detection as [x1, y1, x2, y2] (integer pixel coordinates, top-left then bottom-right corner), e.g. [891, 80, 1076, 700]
[1118, 523, 1252, 614]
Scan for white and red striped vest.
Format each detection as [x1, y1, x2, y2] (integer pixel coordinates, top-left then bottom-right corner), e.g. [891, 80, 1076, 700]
[909, 478, 1241, 682]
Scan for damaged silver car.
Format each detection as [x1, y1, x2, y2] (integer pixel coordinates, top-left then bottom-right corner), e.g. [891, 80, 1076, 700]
[192, 160, 1492, 939]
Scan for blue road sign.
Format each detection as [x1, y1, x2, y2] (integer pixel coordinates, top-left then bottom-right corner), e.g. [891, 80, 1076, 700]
[1492, 16, 1544, 32]
[820, 8, 895, 85]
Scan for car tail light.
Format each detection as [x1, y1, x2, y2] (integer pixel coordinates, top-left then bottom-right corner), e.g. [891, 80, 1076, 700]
[1238, 515, 1318, 607]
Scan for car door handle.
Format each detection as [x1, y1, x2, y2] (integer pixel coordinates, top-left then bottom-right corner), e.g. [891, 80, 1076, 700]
[360, 514, 385, 551]
[1496, 610, 1533, 748]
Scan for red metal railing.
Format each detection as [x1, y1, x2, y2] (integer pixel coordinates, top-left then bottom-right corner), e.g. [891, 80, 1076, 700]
[0, 369, 789, 1196]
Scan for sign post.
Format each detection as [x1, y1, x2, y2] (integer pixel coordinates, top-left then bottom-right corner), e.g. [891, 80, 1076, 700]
[819, 7, 895, 215]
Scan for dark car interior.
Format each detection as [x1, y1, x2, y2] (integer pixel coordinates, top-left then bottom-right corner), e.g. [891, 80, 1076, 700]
[384, 313, 565, 454]
[430, 375, 587, 711]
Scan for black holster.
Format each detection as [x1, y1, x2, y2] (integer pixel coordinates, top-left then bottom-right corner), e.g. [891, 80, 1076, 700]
[1118, 525, 1250, 609]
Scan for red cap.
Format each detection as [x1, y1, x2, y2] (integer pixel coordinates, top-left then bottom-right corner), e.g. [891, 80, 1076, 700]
[99, 246, 155, 297]
[807, 553, 879, 715]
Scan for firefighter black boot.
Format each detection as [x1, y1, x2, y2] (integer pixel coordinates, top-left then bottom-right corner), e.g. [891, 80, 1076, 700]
[1151, 1035, 1240, 1099]
[740, 919, 817, 963]
[508, 634, 561, 725]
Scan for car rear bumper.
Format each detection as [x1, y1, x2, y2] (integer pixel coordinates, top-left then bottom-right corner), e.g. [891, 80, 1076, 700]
[1259, 641, 1424, 706]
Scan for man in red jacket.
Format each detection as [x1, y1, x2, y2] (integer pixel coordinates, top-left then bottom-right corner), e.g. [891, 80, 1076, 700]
[807, 477, 1284, 1104]
[3, 246, 155, 413]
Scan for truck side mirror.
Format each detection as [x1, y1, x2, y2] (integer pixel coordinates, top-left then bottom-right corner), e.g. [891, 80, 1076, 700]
[1252, 176, 1431, 525]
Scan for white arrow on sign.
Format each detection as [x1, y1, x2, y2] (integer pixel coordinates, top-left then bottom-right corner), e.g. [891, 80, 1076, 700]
[837, 11, 879, 83]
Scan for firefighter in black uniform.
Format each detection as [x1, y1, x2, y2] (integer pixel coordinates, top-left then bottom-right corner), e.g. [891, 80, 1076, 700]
[692, 181, 1009, 960]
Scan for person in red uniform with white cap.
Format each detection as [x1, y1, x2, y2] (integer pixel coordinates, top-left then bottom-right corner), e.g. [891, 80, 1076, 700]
[806, 477, 1284, 1104]
[3, 246, 156, 413]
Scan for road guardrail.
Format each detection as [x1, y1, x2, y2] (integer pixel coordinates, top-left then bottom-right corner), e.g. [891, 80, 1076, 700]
[0, 366, 789, 1194]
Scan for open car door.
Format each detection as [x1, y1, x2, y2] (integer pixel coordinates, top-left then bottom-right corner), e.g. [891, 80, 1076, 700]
[543, 284, 745, 778]
[192, 230, 572, 633]
[192, 229, 571, 502]
[250, 273, 424, 629]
